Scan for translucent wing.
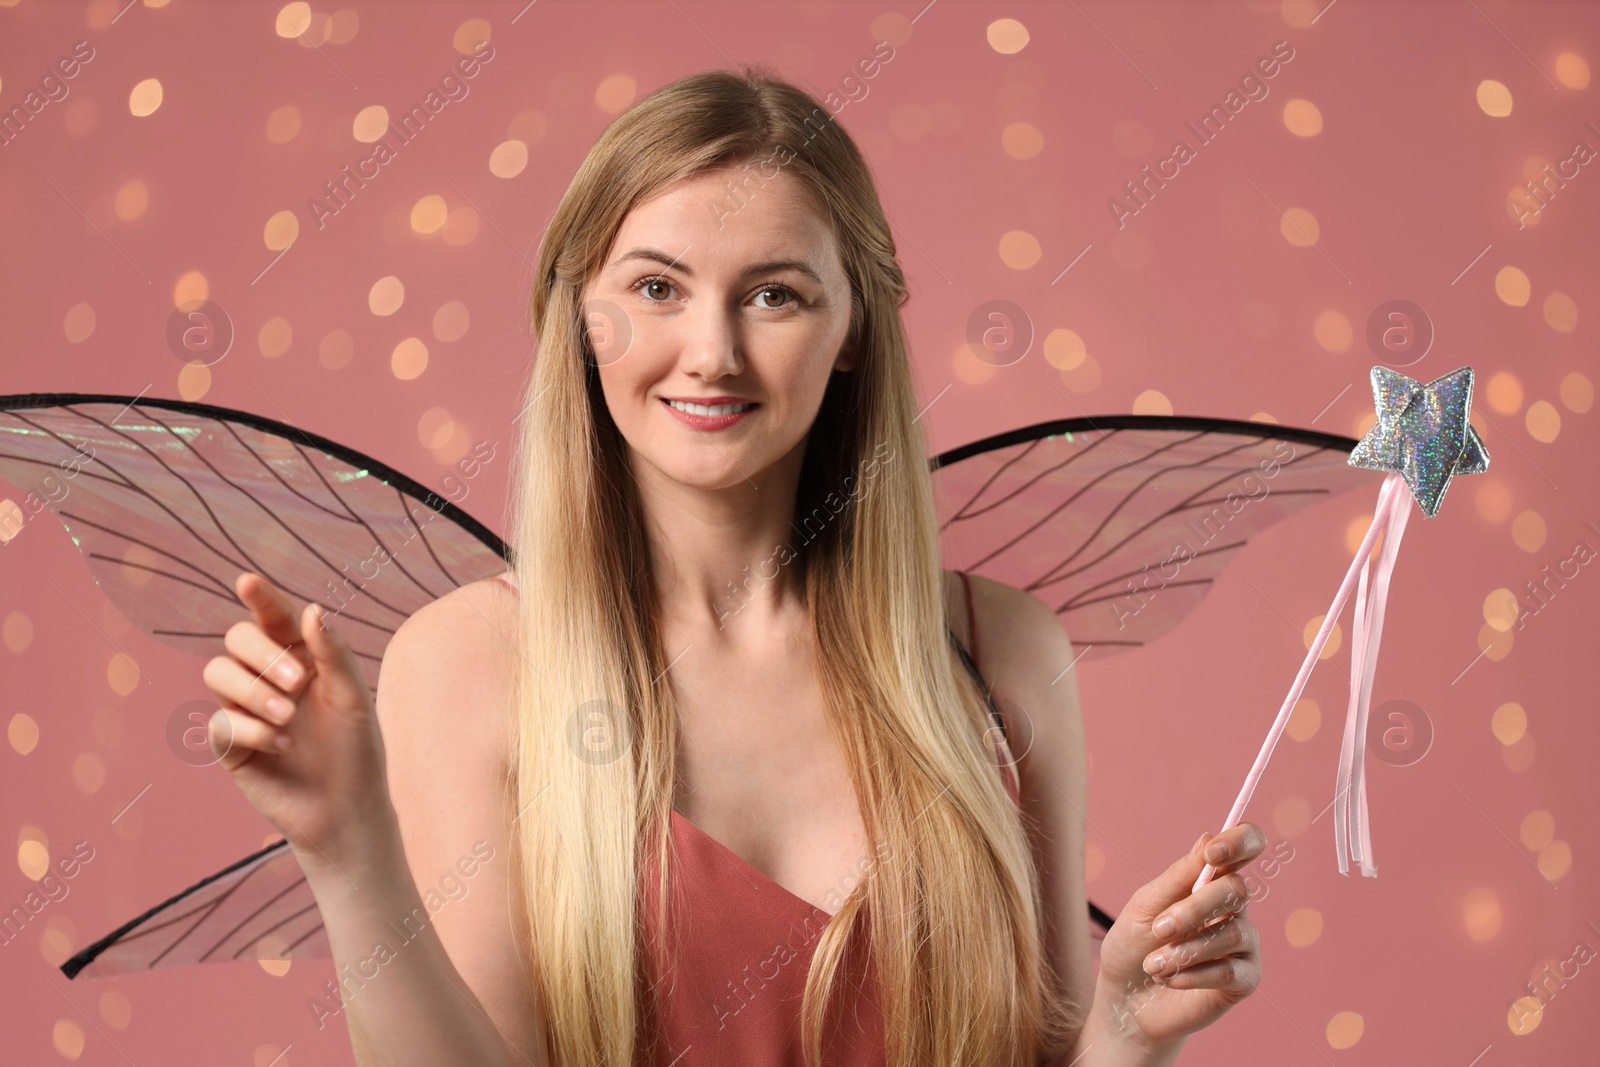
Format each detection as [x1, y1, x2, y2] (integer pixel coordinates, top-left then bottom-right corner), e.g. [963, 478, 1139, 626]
[0, 393, 511, 979]
[933, 415, 1370, 659]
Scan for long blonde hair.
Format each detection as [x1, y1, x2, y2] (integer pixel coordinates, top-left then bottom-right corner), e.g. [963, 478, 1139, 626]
[504, 65, 1080, 1066]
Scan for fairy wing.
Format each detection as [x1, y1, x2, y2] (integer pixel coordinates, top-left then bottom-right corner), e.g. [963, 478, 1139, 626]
[0, 393, 512, 979]
[932, 415, 1369, 659]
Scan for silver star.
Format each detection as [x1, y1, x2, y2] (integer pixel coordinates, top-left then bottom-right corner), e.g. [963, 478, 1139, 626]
[1347, 365, 1490, 518]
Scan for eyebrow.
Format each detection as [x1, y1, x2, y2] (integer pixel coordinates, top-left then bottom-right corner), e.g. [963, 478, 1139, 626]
[608, 246, 824, 285]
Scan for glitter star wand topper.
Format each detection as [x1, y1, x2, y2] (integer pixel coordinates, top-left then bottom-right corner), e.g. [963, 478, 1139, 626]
[1193, 365, 1490, 890]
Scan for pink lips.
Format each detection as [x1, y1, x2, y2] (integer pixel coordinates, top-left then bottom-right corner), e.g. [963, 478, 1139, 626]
[659, 396, 757, 431]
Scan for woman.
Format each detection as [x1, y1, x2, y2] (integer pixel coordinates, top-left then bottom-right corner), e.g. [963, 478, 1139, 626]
[201, 67, 1263, 1067]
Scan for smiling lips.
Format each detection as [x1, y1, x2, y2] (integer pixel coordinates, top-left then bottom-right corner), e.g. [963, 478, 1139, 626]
[660, 396, 758, 430]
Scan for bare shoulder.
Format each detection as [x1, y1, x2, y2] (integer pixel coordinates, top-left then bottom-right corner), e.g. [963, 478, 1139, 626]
[374, 572, 540, 1054]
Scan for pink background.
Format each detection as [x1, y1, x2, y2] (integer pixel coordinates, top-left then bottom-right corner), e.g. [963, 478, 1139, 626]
[3, 0, 1598, 1063]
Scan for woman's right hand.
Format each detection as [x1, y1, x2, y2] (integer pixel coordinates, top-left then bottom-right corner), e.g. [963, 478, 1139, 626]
[200, 572, 395, 872]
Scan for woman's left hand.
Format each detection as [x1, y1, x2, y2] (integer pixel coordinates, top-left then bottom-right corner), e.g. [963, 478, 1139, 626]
[1093, 822, 1266, 1052]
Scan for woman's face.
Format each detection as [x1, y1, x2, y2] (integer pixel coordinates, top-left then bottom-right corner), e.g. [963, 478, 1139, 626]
[583, 165, 855, 492]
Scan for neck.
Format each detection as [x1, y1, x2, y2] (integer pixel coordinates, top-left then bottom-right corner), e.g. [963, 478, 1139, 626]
[633, 438, 811, 636]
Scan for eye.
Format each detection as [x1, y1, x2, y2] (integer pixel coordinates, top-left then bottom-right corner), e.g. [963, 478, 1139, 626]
[751, 282, 801, 310]
[628, 275, 675, 302]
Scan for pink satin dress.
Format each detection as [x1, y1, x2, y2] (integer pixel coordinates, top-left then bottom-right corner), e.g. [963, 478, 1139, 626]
[488, 569, 1020, 1066]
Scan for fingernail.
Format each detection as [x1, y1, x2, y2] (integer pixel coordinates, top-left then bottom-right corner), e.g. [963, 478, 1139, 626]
[267, 696, 295, 722]
[1153, 915, 1175, 939]
[1206, 840, 1230, 863]
[274, 661, 300, 687]
[1144, 952, 1167, 976]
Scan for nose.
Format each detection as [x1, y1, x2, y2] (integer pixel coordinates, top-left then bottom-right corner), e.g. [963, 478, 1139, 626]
[676, 302, 744, 381]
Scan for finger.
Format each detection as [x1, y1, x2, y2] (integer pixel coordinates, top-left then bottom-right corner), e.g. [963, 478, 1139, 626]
[1152, 871, 1253, 943]
[299, 601, 365, 706]
[1199, 821, 1268, 871]
[210, 705, 291, 771]
[202, 654, 298, 727]
[223, 620, 310, 696]
[1145, 913, 1258, 978]
[236, 572, 310, 657]
[1127, 831, 1218, 936]
[1154, 952, 1260, 994]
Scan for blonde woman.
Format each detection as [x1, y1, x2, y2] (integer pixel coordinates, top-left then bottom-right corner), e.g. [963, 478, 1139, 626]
[203, 67, 1264, 1067]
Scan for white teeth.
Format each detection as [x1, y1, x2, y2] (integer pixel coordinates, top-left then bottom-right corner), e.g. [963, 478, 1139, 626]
[667, 399, 754, 417]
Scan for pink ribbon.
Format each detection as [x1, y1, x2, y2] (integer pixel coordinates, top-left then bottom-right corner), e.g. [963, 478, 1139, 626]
[1192, 471, 1412, 893]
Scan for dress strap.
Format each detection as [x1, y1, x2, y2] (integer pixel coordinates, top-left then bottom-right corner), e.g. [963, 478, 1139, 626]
[947, 571, 1006, 750]
[958, 568, 980, 674]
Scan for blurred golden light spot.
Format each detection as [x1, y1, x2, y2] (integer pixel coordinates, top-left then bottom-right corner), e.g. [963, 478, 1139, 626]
[265, 104, 301, 143]
[258, 316, 293, 359]
[319, 328, 355, 370]
[953, 339, 999, 386]
[417, 408, 457, 451]
[1538, 839, 1571, 881]
[1282, 98, 1322, 136]
[1111, 120, 1153, 157]
[72, 751, 106, 794]
[64, 303, 96, 344]
[1284, 907, 1322, 947]
[1478, 621, 1512, 661]
[1272, 795, 1311, 838]
[1059, 353, 1102, 393]
[3, 610, 35, 653]
[410, 194, 448, 235]
[1462, 887, 1502, 942]
[352, 105, 389, 143]
[18, 839, 49, 880]
[595, 73, 637, 115]
[453, 18, 491, 55]
[107, 652, 141, 696]
[1279, 206, 1319, 246]
[1351, 410, 1377, 439]
[489, 139, 528, 178]
[1494, 265, 1530, 306]
[114, 179, 149, 221]
[173, 270, 208, 309]
[508, 108, 548, 144]
[1002, 121, 1045, 160]
[1484, 370, 1522, 414]
[1491, 701, 1526, 745]
[0, 499, 21, 544]
[297, 10, 333, 46]
[177, 360, 211, 401]
[870, 11, 914, 48]
[1249, 411, 1278, 423]
[1525, 400, 1560, 442]
[275, 1, 311, 37]
[1474, 478, 1512, 523]
[1507, 995, 1543, 1035]
[1483, 588, 1519, 631]
[1131, 389, 1171, 416]
[92, 706, 123, 751]
[1110, 228, 1151, 270]
[368, 275, 405, 316]
[998, 230, 1042, 270]
[52, 1018, 85, 1060]
[1302, 615, 1341, 659]
[99, 990, 132, 1030]
[1313, 309, 1352, 351]
[64, 98, 98, 136]
[128, 78, 163, 117]
[257, 933, 292, 976]
[1345, 514, 1384, 556]
[329, 8, 360, 44]
[1559, 371, 1593, 413]
[1287, 697, 1320, 741]
[1326, 1011, 1364, 1050]
[8, 713, 40, 755]
[1279, 0, 1321, 29]
[1502, 731, 1536, 773]
[1520, 809, 1555, 850]
[264, 832, 284, 847]
[1043, 329, 1086, 371]
[432, 300, 470, 342]
[263, 209, 298, 251]
[392, 337, 429, 380]
[1542, 291, 1577, 332]
[1084, 840, 1105, 883]
[1511, 510, 1546, 552]
[442, 205, 479, 246]
[987, 17, 1030, 53]
[1477, 79, 1513, 116]
[1554, 52, 1590, 89]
